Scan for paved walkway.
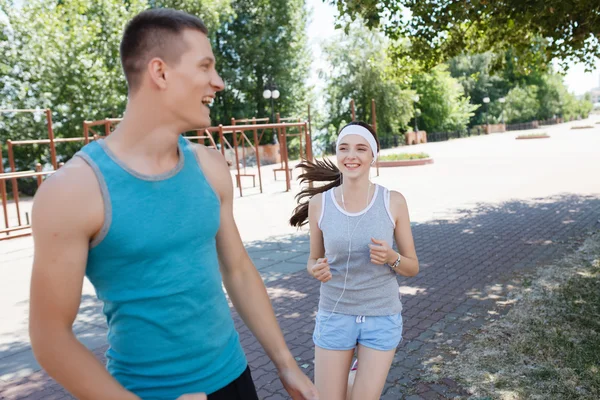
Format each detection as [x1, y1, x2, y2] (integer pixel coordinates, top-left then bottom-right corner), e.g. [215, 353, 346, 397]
[1, 118, 599, 399]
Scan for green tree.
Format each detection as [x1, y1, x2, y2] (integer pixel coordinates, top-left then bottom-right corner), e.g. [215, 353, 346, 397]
[503, 85, 540, 124]
[0, 0, 146, 173]
[320, 23, 414, 148]
[1, 0, 309, 173]
[559, 91, 593, 120]
[536, 73, 566, 121]
[210, 0, 310, 143]
[149, 0, 232, 31]
[330, 0, 600, 70]
[577, 93, 594, 118]
[448, 52, 510, 125]
[412, 65, 478, 132]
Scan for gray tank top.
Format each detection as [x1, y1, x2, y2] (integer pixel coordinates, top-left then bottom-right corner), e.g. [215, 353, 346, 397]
[318, 184, 402, 316]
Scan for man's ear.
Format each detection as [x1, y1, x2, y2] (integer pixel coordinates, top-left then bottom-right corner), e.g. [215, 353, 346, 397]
[147, 57, 168, 90]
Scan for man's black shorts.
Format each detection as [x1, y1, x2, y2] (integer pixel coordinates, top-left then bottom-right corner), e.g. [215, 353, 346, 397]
[208, 365, 259, 400]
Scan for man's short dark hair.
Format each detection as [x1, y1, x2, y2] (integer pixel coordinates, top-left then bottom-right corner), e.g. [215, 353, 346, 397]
[120, 8, 209, 91]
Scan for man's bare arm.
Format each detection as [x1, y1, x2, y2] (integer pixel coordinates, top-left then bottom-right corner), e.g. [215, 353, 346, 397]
[198, 147, 318, 399]
[203, 150, 295, 368]
[29, 159, 139, 400]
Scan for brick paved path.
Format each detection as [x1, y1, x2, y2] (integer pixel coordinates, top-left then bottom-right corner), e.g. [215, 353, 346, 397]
[1, 194, 599, 399]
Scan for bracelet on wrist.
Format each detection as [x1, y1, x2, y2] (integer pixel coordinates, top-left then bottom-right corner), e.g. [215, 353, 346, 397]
[387, 253, 401, 270]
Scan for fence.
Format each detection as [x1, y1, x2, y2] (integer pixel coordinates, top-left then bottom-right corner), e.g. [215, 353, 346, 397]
[506, 121, 539, 131]
[538, 117, 563, 126]
[426, 127, 489, 143]
[1, 116, 312, 240]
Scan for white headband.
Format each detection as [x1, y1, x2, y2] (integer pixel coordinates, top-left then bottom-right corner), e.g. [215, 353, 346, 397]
[336, 125, 378, 162]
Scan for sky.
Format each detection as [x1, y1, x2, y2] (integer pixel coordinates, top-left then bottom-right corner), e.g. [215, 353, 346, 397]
[305, 0, 338, 93]
[305, 0, 600, 96]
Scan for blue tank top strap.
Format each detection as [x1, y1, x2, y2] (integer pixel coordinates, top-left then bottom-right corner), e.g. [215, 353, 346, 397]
[78, 139, 108, 163]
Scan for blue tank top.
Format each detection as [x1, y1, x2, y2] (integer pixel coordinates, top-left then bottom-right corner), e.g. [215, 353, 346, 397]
[76, 136, 247, 399]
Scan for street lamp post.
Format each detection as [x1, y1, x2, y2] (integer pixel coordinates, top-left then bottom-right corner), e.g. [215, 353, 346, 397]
[262, 88, 280, 123]
[483, 96, 490, 126]
[263, 83, 280, 143]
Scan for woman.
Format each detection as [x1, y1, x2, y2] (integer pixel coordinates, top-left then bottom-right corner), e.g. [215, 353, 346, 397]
[290, 121, 419, 400]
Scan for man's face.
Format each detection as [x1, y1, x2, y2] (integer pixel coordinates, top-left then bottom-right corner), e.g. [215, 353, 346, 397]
[163, 29, 224, 129]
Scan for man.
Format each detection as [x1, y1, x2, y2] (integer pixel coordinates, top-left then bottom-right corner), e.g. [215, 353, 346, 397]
[29, 8, 318, 400]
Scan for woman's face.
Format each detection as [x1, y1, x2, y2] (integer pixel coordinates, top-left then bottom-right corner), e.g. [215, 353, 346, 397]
[336, 134, 374, 179]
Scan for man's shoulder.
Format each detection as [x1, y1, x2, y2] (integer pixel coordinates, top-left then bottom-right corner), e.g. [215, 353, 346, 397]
[186, 141, 233, 200]
[41, 156, 97, 195]
[189, 142, 231, 175]
[33, 156, 103, 229]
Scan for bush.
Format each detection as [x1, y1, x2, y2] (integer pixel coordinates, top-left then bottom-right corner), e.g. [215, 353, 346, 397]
[504, 85, 540, 123]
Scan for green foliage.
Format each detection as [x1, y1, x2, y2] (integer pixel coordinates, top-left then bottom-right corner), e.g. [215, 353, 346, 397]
[211, 0, 310, 144]
[504, 85, 540, 124]
[330, 0, 600, 71]
[578, 93, 594, 118]
[0, 0, 146, 171]
[0, 0, 309, 176]
[147, 0, 311, 145]
[320, 22, 414, 146]
[532, 72, 590, 122]
[412, 65, 478, 132]
[0, 0, 593, 181]
[502, 76, 594, 124]
[448, 52, 509, 125]
[536, 74, 566, 121]
[447, 50, 591, 126]
[149, 0, 232, 31]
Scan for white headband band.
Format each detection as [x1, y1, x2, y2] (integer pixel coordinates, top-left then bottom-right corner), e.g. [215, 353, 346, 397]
[336, 125, 378, 161]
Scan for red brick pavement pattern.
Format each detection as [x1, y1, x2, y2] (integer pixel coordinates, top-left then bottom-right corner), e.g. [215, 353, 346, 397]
[1, 194, 599, 399]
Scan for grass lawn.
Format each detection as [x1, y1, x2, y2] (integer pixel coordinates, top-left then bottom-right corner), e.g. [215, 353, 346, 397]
[379, 152, 430, 161]
[440, 233, 600, 399]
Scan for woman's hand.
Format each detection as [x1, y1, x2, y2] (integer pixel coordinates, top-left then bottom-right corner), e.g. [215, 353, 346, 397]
[311, 258, 331, 282]
[176, 393, 206, 400]
[368, 238, 397, 265]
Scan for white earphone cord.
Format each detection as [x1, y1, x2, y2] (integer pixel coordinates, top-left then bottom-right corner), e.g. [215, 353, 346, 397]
[316, 181, 372, 339]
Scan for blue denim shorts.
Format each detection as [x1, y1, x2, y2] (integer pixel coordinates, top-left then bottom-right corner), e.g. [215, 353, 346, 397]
[313, 311, 403, 351]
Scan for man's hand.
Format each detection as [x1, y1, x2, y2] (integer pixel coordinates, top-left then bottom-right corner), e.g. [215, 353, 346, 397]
[176, 394, 206, 400]
[279, 364, 319, 400]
